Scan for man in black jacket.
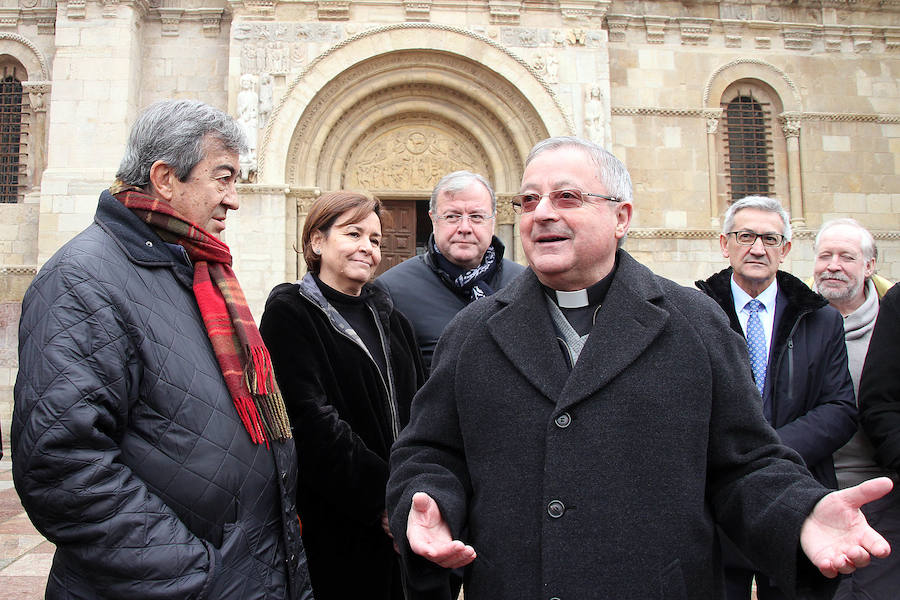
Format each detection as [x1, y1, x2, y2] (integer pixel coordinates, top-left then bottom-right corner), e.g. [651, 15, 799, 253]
[375, 171, 524, 372]
[389, 137, 891, 600]
[12, 100, 312, 599]
[697, 196, 857, 600]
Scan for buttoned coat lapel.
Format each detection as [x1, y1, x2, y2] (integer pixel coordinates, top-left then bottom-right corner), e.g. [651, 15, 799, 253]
[486, 270, 568, 404]
[559, 251, 669, 410]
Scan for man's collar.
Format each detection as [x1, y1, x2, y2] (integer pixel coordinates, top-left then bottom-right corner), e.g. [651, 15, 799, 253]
[731, 274, 777, 312]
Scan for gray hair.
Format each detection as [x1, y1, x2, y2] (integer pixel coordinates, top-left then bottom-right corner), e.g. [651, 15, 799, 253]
[525, 136, 634, 205]
[115, 99, 247, 187]
[722, 196, 792, 242]
[815, 218, 877, 262]
[430, 171, 496, 213]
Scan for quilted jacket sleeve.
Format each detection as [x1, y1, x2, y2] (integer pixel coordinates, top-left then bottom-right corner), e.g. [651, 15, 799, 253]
[12, 261, 223, 599]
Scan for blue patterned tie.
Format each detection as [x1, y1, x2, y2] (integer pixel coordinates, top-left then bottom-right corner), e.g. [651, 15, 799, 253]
[745, 299, 767, 396]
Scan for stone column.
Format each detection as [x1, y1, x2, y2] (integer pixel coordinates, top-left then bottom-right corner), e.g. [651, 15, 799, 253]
[22, 81, 50, 189]
[780, 113, 805, 227]
[291, 188, 322, 279]
[38, 1, 146, 265]
[706, 109, 723, 226]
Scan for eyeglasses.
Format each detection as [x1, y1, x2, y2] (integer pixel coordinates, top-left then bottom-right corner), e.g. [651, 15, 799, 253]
[727, 230, 787, 247]
[434, 212, 495, 225]
[511, 189, 620, 214]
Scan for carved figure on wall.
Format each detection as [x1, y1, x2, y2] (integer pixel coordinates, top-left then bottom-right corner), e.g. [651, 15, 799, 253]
[266, 41, 288, 75]
[258, 73, 274, 129]
[352, 129, 482, 191]
[584, 86, 604, 142]
[546, 54, 559, 83]
[237, 74, 259, 182]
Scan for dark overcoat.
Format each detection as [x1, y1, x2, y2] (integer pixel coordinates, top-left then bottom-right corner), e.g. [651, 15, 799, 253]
[12, 192, 312, 600]
[696, 267, 857, 488]
[374, 234, 525, 372]
[388, 250, 829, 600]
[260, 275, 425, 600]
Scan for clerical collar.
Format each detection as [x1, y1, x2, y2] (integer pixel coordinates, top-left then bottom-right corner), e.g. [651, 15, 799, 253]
[542, 265, 615, 309]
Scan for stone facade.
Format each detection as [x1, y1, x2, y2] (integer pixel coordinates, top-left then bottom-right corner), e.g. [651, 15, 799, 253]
[0, 0, 898, 446]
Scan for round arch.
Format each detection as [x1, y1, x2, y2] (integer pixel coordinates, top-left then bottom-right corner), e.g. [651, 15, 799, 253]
[259, 23, 570, 193]
[703, 58, 802, 112]
[0, 33, 50, 80]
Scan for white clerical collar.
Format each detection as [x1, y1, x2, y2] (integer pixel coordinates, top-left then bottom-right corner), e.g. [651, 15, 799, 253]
[555, 289, 590, 309]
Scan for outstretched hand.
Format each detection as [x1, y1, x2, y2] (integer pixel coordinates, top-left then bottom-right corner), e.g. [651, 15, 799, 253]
[800, 477, 893, 578]
[406, 492, 476, 569]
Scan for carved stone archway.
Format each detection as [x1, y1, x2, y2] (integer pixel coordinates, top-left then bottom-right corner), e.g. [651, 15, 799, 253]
[263, 32, 559, 274]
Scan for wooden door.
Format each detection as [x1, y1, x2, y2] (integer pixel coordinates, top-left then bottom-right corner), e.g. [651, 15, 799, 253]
[378, 199, 417, 275]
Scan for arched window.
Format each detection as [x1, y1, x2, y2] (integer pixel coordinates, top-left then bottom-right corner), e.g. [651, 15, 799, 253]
[723, 93, 774, 201]
[0, 69, 24, 203]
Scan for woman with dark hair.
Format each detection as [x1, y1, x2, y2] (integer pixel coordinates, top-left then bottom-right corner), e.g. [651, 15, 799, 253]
[260, 191, 425, 600]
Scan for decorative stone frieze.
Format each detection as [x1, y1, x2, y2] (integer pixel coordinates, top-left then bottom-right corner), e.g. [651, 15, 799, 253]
[722, 21, 743, 48]
[559, 0, 609, 22]
[102, 0, 119, 18]
[885, 29, 900, 50]
[605, 14, 628, 42]
[755, 36, 771, 49]
[158, 7, 183, 36]
[197, 8, 223, 36]
[67, 0, 86, 19]
[783, 27, 812, 51]
[678, 18, 711, 45]
[0, 8, 19, 28]
[644, 15, 667, 44]
[489, 0, 522, 25]
[824, 26, 844, 52]
[318, 1, 350, 21]
[851, 28, 873, 52]
[403, 0, 431, 22]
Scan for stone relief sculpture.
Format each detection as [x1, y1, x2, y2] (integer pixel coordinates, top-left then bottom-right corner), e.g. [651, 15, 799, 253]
[237, 73, 259, 182]
[351, 129, 483, 191]
[584, 85, 604, 142]
[258, 73, 274, 129]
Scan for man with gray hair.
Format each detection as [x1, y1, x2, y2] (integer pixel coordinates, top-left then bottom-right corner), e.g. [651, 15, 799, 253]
[388, 140, 891, 600]
[811, 218, 898, 599]
[375, 170, 524, 372]
[697, 197, 857, 600]
[12, 100, 312, 599]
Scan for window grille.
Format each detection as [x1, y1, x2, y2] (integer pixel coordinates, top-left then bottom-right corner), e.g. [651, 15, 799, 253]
[723, 94, 774, 202]
[0, 73, 25, 203]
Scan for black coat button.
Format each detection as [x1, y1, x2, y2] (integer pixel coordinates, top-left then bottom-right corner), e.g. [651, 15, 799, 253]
[554, 413, 571, 428]
[547, 500, 565, 518]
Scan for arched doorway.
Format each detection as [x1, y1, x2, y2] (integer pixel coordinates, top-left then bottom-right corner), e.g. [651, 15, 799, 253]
[261, 25, 568, 277]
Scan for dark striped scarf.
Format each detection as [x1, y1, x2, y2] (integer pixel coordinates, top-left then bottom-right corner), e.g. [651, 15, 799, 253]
[113, 184, 291, 446]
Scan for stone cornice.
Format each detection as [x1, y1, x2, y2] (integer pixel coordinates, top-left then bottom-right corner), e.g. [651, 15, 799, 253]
[625, 229, 900, 241]
[605, 13, 900, 52]
[611, 106, 900, 124]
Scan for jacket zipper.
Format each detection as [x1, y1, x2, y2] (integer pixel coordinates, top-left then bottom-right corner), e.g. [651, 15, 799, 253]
[301, 291, 399, 442]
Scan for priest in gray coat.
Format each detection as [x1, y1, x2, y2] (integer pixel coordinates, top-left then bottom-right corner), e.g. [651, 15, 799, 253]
[387, 136, 893, 600]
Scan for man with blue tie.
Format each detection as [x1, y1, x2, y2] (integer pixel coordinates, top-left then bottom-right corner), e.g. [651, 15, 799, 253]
[697, 195, 857, 600]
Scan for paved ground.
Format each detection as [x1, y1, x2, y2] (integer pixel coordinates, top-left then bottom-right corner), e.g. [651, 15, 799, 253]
[0, 451, 53, 600]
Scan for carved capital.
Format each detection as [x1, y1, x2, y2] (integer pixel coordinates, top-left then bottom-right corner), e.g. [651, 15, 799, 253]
[158, 7, 183, 36]
[644, 15, 668, 44]
[0, 8, 19, 28]
[495, 196, 517, 225]
[22, 80, 51, 112]
[779, 113, 802, 138]
[783, 27, 812, 52]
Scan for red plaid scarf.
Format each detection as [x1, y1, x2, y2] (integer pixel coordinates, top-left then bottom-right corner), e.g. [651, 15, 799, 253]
[113, 185, 291, 446]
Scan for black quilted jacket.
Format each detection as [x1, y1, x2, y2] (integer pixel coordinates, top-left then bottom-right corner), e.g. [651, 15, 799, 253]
[12, 191, 314, 600]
